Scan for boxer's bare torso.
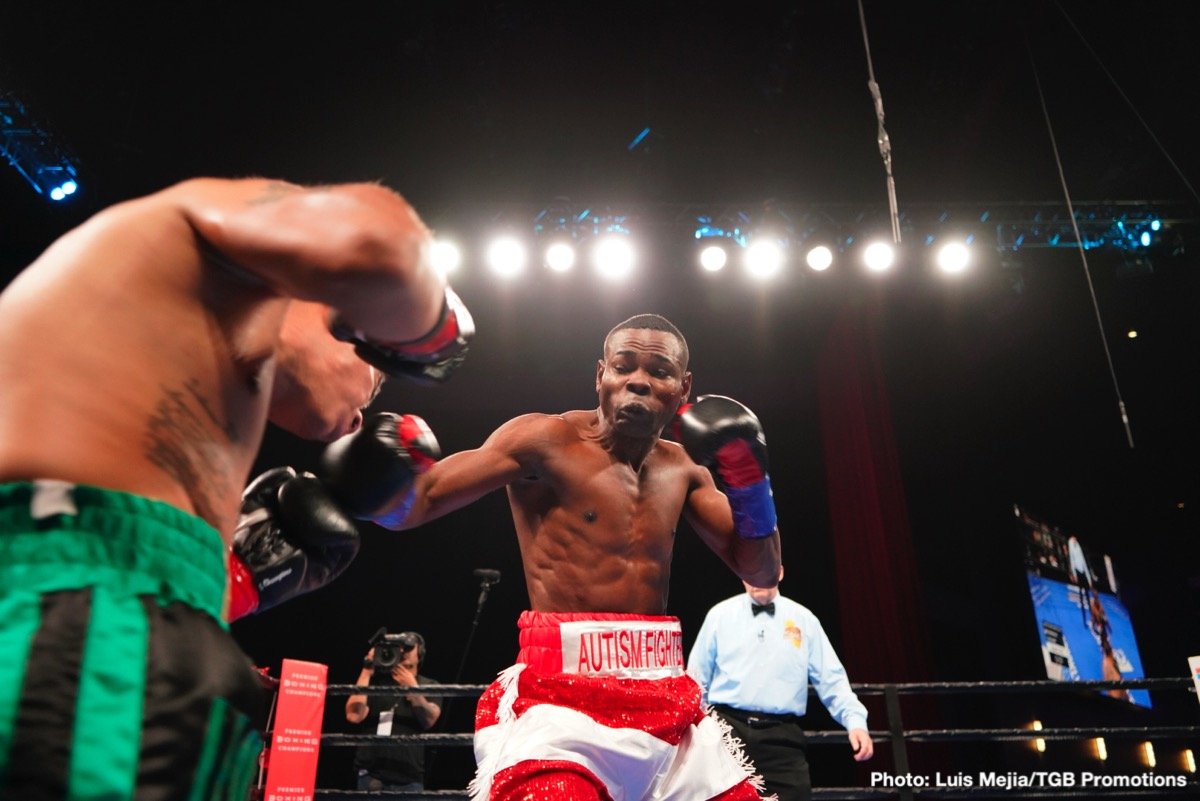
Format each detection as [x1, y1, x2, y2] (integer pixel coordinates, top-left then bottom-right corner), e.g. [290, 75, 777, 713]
[0, 195, 283, 536]
[390, 328, 779, 613]
[506, 410, 703, 613]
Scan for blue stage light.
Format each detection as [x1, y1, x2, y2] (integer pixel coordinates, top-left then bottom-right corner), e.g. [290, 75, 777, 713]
[1140, 231, 1152, 247]
[49, 179, 78, 201]
[1, 93, 81, 203]
[692, 217, 747, 248]
[627, 127, 651, 151]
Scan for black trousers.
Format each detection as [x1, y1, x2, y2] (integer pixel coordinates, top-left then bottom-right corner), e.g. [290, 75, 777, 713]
[715, 706, 810, 801]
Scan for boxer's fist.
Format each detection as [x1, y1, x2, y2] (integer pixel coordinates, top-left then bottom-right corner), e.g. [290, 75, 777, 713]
[330, 286, 474, 384]
[677, 395, 777, 539]
[676, 395, 768, 486]
[228, 467, 361, 620]
[320, 412, 440, 523]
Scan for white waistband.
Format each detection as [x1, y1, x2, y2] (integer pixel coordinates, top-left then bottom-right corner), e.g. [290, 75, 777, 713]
[559, 619, 684, 678]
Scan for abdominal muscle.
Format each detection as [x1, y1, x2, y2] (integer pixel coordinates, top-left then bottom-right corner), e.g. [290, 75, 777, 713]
[516, 514, 676, 615]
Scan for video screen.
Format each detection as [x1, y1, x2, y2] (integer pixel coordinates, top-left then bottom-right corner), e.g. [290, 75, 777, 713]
[1017, 506, 1150, 708]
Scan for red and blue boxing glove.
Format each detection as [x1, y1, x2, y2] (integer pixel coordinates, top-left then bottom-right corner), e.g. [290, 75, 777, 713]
[676, 395, 778, 539]
[228, 412, 442, 619]
[319, 411, 441, 528]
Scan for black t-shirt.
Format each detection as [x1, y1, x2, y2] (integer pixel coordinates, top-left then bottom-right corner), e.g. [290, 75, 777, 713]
[353, 672, 441, 784]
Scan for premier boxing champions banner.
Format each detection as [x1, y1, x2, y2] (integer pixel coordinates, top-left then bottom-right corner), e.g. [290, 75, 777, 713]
[264, 659, 328, 801]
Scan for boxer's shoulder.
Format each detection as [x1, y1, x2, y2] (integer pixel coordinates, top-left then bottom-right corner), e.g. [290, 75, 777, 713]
[490, 412, 582, 451]
[654, 435, 702, 468]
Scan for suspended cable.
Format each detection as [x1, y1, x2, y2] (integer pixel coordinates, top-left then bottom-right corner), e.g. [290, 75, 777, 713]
[856, 0, 901, 244]
[1026, 40, 1135, 449]
[1051, 0, 1200, 209]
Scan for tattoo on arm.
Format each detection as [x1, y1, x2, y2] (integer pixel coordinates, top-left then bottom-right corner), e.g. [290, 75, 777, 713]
[184, 377, 239, 442]
[246, 180, 302, 206]
[144, 381, 238, 529]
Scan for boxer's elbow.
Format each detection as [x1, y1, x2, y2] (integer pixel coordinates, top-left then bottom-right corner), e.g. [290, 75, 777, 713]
[732, 532, 781, 587]
[345, 700, 368, 723]
[332, 186, 432, 280]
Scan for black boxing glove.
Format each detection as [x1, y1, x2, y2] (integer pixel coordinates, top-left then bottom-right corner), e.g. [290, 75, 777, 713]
[330, 286, 474, 385]
[319, 411, 441, 526]
[675, 395, 777, 539]
[228, 467, 361, 620]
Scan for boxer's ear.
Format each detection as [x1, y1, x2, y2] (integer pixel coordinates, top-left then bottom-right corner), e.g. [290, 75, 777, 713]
[680, 371, 693, 403]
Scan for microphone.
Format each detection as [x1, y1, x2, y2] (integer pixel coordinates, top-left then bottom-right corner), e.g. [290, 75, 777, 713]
[473, 568, 501, 584]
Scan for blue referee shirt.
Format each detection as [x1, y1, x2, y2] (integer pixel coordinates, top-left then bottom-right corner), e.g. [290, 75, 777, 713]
[687, 592, 868, 732]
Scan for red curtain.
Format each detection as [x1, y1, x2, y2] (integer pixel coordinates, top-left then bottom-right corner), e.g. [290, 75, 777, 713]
[816, 299, 933, 683]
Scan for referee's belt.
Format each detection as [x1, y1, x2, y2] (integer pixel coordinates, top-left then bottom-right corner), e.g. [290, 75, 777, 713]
[712, 703, 804, 727]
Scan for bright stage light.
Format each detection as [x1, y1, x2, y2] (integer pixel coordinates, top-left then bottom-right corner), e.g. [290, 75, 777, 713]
[744, 240, 783, 279]
[863, 242, 895, 273]
[1140, 231, 1152, 247]
[1030, 720, 1045, 753]
[486, 236, 526, 278]
[430, 239, 462, 275]
[805, 245, 833, 271]
[936, 242, 969, 274]
[545, 242, 576, 272]
[49, 179, 78, 201]
[593, 236, 635, 280]
[699, 245, 728, 272]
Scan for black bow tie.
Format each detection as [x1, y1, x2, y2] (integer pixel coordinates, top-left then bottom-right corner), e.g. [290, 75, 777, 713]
[751, 602, 775, 617]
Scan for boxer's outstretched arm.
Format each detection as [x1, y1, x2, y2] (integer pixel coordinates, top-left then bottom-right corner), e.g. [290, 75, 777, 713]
[172, 177, 445, 344]
[682, 467, 781, 589]
[374, 413, 558, 531]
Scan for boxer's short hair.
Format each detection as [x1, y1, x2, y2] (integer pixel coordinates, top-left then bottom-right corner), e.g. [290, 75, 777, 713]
[604, 314, 689, 370]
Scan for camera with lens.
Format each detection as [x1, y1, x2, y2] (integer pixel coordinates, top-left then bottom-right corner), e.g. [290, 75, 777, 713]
[366, 627, 423, 673]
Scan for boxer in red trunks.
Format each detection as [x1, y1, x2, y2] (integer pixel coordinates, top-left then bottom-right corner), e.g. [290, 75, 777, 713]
[324, 314, 783, 800]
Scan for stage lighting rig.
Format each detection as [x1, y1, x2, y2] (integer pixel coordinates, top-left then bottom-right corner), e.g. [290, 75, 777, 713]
[1, 92, 80, 203]
[990, 203, 1176, 254]
[692, 215, 748, 274]
[529, 202, 637, 278]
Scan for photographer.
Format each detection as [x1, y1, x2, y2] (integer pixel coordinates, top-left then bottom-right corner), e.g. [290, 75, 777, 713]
[345, 631, 442, 792]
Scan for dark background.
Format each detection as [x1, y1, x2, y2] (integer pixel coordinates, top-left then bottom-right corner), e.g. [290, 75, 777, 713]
[3, 0, 1197, 790]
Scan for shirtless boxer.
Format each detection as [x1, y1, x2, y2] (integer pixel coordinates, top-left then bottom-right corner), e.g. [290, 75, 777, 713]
[322, 314, 782, 800]
[0, 178, 470, 800]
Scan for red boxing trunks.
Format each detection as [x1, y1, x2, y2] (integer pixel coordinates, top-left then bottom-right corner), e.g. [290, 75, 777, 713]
[471, 611, 766, 801]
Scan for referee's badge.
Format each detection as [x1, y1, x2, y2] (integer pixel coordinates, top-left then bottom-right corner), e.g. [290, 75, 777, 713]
[784, 620, 802, 648]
